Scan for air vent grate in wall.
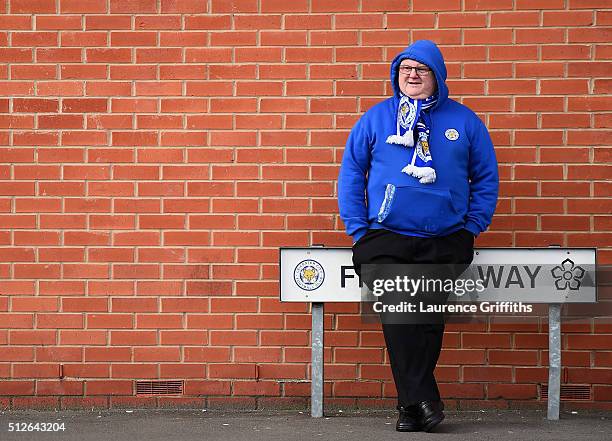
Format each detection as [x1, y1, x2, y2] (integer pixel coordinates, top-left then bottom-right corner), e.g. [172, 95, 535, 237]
[541, 384, 591, 401]
[135, 380, 184, 396]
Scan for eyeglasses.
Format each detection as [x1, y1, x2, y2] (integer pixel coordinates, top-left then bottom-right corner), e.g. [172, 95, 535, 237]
[398, 65, 431, 76]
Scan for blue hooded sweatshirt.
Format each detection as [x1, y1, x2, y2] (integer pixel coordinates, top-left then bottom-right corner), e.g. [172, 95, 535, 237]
[338, 40, 499, 243]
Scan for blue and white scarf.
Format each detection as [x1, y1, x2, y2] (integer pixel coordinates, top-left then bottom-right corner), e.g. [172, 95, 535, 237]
[386, 94, 437, 184]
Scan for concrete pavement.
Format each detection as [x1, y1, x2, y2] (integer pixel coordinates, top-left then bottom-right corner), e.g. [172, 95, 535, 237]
[1, 408, 610, 441]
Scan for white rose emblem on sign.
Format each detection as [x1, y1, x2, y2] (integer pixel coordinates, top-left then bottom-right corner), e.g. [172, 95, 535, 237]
[445, 128, 459, 141]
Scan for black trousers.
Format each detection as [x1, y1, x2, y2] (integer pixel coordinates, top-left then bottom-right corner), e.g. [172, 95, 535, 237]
[352, 228, 474, 406]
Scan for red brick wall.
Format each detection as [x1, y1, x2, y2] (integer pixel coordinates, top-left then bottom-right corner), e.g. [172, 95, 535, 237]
[0, 0, 610, 410]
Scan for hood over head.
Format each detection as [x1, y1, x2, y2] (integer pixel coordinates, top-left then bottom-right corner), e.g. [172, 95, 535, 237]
[390, 39, 448, 108]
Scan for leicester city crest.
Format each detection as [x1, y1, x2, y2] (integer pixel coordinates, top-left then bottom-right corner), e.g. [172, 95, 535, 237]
[445, 128, 459, 141]
[417, 131, 431, 160]
[399, 100, 417, 129]
[294, 259, 325, 291]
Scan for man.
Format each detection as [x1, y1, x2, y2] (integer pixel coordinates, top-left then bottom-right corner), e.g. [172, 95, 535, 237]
[338, 40, 499, 432]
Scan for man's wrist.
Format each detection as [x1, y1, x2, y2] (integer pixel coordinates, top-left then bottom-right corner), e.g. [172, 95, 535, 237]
[352, 228, 368, 244]
[463, 222, 480, 238]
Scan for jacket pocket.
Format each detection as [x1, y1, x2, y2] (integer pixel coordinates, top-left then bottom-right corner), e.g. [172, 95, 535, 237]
[376, 184, 461, 235]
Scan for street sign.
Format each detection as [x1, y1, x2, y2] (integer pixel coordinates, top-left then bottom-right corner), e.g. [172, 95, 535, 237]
[280, 247, 597, 303]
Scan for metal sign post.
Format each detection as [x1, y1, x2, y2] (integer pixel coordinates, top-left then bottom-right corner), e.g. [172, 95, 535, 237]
[311, 302, 324, 418]
[548, 303, 562, 420]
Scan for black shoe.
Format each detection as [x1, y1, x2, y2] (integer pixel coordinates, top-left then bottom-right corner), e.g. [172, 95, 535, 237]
[417, 400, 445, 432]
[396, 404, 421, 432]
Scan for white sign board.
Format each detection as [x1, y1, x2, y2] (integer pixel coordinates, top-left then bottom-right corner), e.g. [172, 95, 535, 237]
[280, 247, 597, 303]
